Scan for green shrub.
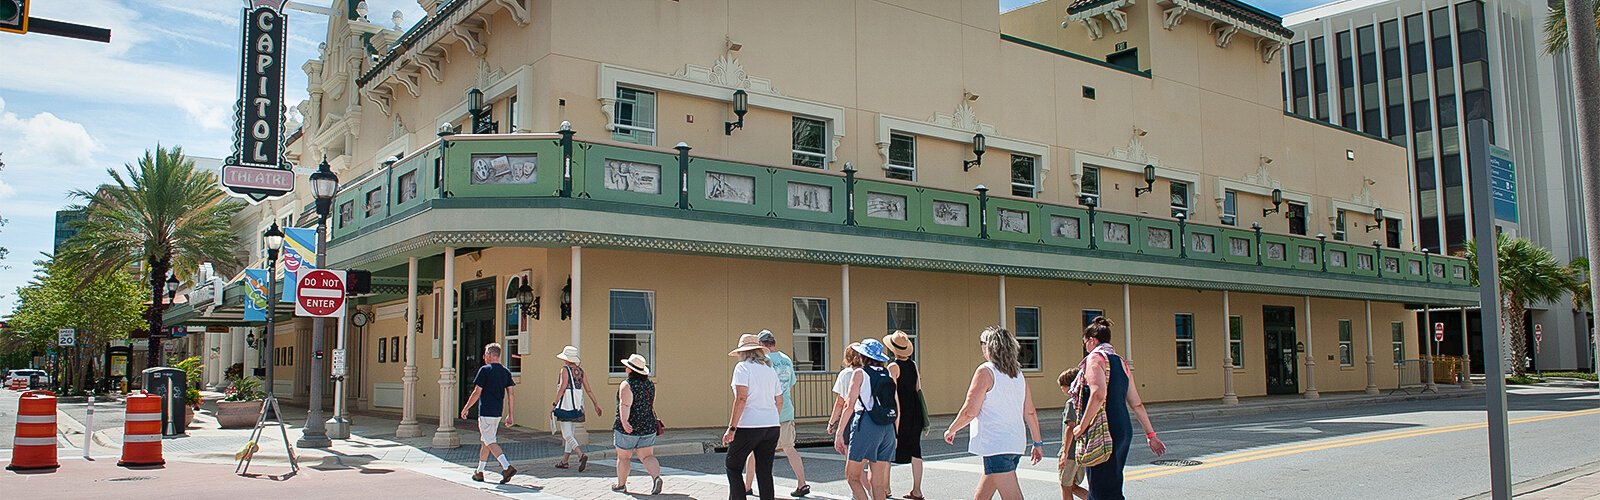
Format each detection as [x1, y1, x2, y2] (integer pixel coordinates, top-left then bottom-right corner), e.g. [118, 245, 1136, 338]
[1541, 371, 1598, 381]
[1506, 374, 1545, 385]
[222, 376, 265, 402]
[174, 356, 203, 390]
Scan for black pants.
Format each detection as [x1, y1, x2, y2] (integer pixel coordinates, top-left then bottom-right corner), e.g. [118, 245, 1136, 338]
[725, 426, 779, 500]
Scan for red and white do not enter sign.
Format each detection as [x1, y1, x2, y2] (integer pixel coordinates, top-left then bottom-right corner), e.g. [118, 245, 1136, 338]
[295, 269, 347, 317]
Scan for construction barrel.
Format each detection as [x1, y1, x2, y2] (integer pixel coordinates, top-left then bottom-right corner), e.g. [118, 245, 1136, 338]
[6, 390, 60, 471]
[117, 392, 164, 467]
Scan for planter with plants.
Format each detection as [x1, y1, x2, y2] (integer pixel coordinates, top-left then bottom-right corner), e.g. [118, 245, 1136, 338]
[216, 376, 266, 429]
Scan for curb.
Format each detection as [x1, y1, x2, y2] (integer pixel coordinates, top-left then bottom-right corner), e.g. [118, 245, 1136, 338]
[1145, 388, 1483, 423]
[1461, 459, 1600, 499]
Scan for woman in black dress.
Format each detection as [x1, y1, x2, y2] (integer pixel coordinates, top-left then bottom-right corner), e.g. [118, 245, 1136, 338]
[884, 330, 927, 500]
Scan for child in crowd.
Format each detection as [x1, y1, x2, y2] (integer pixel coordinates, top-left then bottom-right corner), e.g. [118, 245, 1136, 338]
[1058, 367, 1088, 500]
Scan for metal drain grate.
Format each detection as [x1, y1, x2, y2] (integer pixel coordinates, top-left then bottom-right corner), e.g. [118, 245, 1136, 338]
[107, 476, 157, 482]
[1151, 459, 1204, 467]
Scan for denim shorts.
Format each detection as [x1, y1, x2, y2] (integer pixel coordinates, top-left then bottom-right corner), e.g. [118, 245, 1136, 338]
[613, 430, 657, 450]
[982, 453, 1021, 475]
[846, 413, 896, 463]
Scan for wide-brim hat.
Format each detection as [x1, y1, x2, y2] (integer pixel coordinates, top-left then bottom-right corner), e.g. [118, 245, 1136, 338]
[853, 338, 892, 363]
[884, 331, 914, 358]
[555, 345, 580, 363]
[620, 354, 651, 376]
[729, 333, 766, 356]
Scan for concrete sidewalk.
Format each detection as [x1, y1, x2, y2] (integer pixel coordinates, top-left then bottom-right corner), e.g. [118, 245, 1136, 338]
[1464, 460, 1600, 499]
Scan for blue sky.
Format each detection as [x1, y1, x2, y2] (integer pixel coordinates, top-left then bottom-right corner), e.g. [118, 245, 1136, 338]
[0, 0, 1323, 315]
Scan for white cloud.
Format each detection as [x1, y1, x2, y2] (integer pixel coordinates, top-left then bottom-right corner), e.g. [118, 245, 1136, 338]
[0, 96, 104, 172]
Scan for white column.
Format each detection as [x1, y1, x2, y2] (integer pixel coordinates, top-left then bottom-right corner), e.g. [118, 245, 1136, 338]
[1460, 308, 1474, 388]
[397, 256, 423, 437]
[218, 331, 234, 387]
[998, 275, 1008, 329]
[1122, 284, 1133, 360]
[1303, 296, 1320, 399]
[1222, 291, 1238, 404]
[1365, 300, 1380, 395]
[841, 265, 852, 346]
[432, 247, 460, 448]
[570, 246, 582, 349]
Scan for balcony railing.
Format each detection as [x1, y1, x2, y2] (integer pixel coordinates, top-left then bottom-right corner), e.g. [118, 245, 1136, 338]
[329, 132, 1472, 288]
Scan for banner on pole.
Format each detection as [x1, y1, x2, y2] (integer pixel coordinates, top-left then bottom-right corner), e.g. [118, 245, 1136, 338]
[279, 227, 316, 303]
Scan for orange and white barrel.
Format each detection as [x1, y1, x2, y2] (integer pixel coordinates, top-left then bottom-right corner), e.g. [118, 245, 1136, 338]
[117, 392, 164, 467]
[6, 390, 60, 471]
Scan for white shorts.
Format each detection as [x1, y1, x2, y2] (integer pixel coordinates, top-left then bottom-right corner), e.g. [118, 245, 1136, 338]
[479, 417, 501, 444]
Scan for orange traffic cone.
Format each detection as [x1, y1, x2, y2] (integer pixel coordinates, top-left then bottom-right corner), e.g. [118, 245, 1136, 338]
[6, 390, 60, 471]
[118, 392, 164, 467]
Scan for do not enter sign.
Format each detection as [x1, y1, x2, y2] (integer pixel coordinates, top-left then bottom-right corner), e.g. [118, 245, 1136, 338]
[295, 269, 347, 317]
[1434, 322, 1445, 343]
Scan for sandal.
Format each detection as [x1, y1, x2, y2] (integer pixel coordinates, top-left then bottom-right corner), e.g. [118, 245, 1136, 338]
[611, 484, 627, 493]
[578, 455, 588, 472]
[904, 494, 925, 500]
[554, 462, 570, 469]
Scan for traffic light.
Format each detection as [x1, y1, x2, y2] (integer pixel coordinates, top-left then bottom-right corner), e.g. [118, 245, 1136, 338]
[0, 0, 29, 35]
[346, 269, 372, 295]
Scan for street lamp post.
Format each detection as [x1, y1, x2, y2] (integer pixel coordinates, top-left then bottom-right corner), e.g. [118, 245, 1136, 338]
[298, 158, 339, 448]
[263, 224, 285, 404]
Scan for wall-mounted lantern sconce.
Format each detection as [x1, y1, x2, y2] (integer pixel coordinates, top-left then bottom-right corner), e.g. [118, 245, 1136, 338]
[1134, 164, 1156, 197]
[466, 87, 498, 134]
[1365, 207, 1384, 232]
[516, 282, 540, 320]
[724, 89, 748, 135]
[962, 133, 987, 172]
[1263, 188, 1284, 216]
[559, 277, 573, 320]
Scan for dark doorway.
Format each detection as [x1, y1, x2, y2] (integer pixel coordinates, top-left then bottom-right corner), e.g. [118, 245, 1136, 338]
[1264, 306, 1299, 395]
[458, 277, 497, 417]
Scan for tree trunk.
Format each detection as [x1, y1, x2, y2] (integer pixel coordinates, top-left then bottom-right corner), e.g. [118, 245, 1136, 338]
[1561, 0, 1600, 384]
[1507, 300, 1529, 377]
[146, 254, 170, 370]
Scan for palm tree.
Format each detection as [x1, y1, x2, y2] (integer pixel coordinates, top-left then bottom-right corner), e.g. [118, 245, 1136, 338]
[57, 145, 243, 369]
[1543, 0, 1600, 54]
[1466, 234, 1576, 376]
[1571, 257, 1592, 311]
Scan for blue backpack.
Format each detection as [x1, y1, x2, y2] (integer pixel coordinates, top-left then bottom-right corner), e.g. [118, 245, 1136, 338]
[857, 366, 898, 425]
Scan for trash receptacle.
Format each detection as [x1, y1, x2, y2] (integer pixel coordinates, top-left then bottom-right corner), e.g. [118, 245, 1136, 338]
[141, 367, 187, 436]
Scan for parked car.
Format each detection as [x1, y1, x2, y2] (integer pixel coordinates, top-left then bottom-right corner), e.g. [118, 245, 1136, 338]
[5, 369, 50, 388]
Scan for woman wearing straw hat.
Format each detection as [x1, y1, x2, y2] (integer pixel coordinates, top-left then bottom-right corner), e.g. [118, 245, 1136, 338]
[551, 345, 601, 471]
[611, 354, 663, 495]
[884, 330, 927, 500]
[723, 334, 783, 500]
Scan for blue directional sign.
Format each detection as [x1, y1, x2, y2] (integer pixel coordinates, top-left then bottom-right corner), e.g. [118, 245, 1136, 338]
[1488, 145, 1516, 223]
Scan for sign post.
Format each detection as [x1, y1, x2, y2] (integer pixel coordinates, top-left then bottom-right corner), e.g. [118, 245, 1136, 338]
[1535, 324, 1543, 355]
[1468, 119, 1512, 499]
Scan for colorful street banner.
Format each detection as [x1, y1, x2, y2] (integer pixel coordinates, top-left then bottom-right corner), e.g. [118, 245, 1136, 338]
[244, 269, 270, 321]
[279, 227, 317, 302]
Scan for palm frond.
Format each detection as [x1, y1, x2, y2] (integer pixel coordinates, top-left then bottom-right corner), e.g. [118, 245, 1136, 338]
[1544, 0, 1600, 54]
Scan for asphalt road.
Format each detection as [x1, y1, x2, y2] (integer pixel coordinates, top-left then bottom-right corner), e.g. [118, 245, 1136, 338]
[647, 384, 1600, 499]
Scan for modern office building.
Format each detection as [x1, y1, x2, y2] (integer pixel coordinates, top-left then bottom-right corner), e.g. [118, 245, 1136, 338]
[1283, 0, 1593, 372]
[169, 0, 1475, 437]
[52, 209, 84, 255]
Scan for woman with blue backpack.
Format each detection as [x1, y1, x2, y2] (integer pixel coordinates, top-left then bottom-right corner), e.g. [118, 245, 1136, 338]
[832, 338, 899, 500]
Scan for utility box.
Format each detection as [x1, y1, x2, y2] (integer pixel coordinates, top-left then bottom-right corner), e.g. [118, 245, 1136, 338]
[141, 367, 187, 436]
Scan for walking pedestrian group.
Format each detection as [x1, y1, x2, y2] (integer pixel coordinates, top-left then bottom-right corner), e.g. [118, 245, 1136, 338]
[453, 319, 1168, 499]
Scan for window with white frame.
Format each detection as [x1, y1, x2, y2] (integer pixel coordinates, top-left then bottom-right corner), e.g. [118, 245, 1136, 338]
[887, 133, 915, 181]
[1175, 313, 1195, 369]
[1011, 154, 1038, 198]
[1080, 166, 1101, 204]
[503, 274, 528, 375]
[507, 95, 518, 132]
[1222, 189, 1238, 225]
[792, 116, 827, 169]
[1229, 315, 1244, 368]
[1335, 210, 1348, 241]
[792, 298, 829, 372]
[1082, 309, 1105, 329]
[1015, 307, 1041, 370]
[609, 290, 655, 375]
[887, 301, 918, 360]
[612, 87, 656, 145]
[1391, 322, 1405, 364]
[1170, 181, 1191, 218]
[1338, 319, 1354, 366]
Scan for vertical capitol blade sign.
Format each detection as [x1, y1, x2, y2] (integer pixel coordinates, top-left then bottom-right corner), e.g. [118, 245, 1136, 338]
[222, 0, 294, 204]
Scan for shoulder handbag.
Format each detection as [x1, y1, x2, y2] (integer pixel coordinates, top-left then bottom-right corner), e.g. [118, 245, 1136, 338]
[552, 367, 586, 422]
[1073, 353, 1114, 468]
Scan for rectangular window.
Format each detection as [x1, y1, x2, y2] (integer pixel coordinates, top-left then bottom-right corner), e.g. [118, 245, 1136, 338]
[887, 302, 919, 360]
[1175, 313, 1195, 369]
[1080, 166, 1101, 203]
[1392, 322, 1405, 364]
[1386, 218, 1402, 248]
[1287, 202, 1308, 235]
[1015, 307, 1041, 371]
[887, 133, 916, 181]
[609, 290, 655, 375]
[506, 95, 518, 132]
[1312, 38, 1329, 121]
[612, 87, 656, 145]
[1082, 309, 1105, 329]
[1170, 181, 1190, 218]
[791, 116, 827, 168]
[1011, 154, 1038, 198]
[1222, 189, 1237, 225]
[1339, 319, 1354, 366]
[792, 298, 829, 372]
[1335, 210, 1348, 241]
[1290, 41, 1309, 113]
[1229, 315, 1244, 368]
[504, 274, 528, 375]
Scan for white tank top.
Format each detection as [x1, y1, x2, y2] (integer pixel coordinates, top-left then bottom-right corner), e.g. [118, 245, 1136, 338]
[969, 362, 1027, 457]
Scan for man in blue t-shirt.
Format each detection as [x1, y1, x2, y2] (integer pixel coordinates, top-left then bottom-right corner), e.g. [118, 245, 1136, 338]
[461, 342, 517, 484]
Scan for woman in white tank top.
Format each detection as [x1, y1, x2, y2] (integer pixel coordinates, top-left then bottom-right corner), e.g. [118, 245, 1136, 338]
[943, 327, 1044, 500]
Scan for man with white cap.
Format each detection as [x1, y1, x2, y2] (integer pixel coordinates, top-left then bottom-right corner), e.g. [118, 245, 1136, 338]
[743, 330, 811, 497]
